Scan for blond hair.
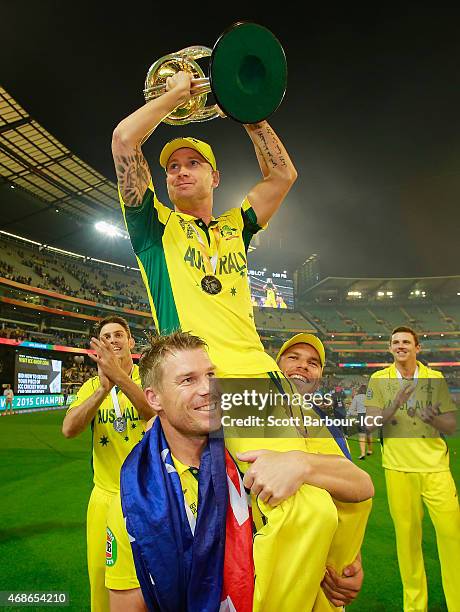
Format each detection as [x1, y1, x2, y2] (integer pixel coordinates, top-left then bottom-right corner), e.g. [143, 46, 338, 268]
[139, 330, 207, 390]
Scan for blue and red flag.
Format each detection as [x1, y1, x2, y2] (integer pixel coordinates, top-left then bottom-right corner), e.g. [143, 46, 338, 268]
[120, 418, 254, 612]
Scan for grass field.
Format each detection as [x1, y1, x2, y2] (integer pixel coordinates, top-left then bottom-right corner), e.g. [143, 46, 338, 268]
[0, 410, 458, 611]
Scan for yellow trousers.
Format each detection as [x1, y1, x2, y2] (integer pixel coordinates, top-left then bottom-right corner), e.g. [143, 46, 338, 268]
[313, 498, 372, 611]
[385, 469, 460, 612]
[87, 486, 114, 612]
[227, 435, 371, 612]
[253, 484, 339, 612]
[219, 371, 372, 611]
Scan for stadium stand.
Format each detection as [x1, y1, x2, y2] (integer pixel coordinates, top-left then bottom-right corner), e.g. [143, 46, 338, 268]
[294, 276, 460, 374]
[0, 233, 153, 351]
[2, 231, 460, 379]
[1, 80, 460, 384]
[1, 233, 148, 310]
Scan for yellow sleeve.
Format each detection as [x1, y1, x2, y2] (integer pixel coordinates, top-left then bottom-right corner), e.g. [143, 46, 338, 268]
[66, 377, 99, 415]
[364, 375, 385, 411]
[105, 492, 139, 590]
[435, 375, 457, 414]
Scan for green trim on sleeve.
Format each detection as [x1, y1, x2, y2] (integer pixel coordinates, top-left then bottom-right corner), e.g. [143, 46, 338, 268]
[123, 187, 170, 254]
[241, 206, 263, 252]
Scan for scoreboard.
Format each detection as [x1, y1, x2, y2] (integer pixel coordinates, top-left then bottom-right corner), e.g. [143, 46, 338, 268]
[248, 268, 294, 309]
[14, 354, 62, 395]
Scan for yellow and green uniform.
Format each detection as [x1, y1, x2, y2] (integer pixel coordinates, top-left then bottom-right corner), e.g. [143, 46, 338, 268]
[120, 183, 275, 376]
[264, 286, 277, 308]
[105, 455, 199, 590]
[366, 362, 460, 612]
[67, 366, 146, 612]
[121, 186, 370, 610]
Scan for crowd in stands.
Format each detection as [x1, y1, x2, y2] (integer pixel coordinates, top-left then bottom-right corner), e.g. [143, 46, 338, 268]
[0, 260, 33, 286]
[62, 357, 96, 395]
[19, 256, 148, 312]
[0, 323, 88, 347]
[0, 238, 149, 312]
[0, 325, 30, 341]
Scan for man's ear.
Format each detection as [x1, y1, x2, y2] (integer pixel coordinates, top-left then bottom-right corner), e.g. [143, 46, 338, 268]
[212, 169, 220, 188]
[128, 336, 135, 351]
[145, 387, 162, 415]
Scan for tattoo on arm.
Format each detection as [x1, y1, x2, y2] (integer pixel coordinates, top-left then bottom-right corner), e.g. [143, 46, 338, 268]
[251, 124, 288, 171]
[114, 146, 151, 207]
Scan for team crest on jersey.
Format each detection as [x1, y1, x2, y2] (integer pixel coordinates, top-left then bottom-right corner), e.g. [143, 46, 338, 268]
[106, 527, 117, 566]
[220, 224, 238, 240]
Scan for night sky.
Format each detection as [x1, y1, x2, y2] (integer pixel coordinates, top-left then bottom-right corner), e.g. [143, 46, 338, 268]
[2, 2, 460, 278]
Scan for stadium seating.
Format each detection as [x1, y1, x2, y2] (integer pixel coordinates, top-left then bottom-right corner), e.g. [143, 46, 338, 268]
[0, 236, 149, 311]
[1, 233, 460, 378]
[253, 308, 313, 333]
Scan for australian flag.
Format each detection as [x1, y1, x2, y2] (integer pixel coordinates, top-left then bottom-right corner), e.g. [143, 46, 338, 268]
[120, 418, 254, 612]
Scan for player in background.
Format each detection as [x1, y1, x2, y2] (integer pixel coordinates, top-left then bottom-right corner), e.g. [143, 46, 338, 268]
[62, 316, 155, 612]
[262, 278, 278, 308]
[276, 332, 372, 609]
[350, 384, 373, 460]
[276, 293, 288, 309]
[365, 326, 459, 612]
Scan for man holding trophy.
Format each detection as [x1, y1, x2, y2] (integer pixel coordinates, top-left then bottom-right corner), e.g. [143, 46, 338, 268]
[110, 22, 373, 611]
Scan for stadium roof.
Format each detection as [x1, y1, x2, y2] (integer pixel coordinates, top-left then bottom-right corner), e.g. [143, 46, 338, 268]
[301, 275, 460, 300]
[0, 85, 259, 264]
[0, 86, 119, 222]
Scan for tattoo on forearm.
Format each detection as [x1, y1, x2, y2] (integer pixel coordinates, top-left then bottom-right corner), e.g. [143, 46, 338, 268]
[253, 125, 288, 170]
[114, 147, 151, 206]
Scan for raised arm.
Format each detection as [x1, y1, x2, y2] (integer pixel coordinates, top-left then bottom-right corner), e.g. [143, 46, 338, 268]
[111, 72, 193, 206]
[244, 121, 297, 226]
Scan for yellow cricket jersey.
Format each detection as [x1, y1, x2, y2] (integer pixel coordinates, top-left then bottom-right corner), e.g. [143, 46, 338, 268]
[105, 455, 199, 587]
[67, 365, 146, 493]
[263, 287, 277, 308]
[365, 361, 456, 472]
[120, 182, 276, 376]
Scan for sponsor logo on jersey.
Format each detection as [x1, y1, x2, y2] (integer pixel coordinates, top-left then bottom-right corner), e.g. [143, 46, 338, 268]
[106, 527, 117, 566]
[220, 224, 238, 240]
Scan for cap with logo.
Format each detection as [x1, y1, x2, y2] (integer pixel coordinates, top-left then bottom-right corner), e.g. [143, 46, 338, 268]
[159, 137, 217, 171]
[276, 333, 326, 368]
